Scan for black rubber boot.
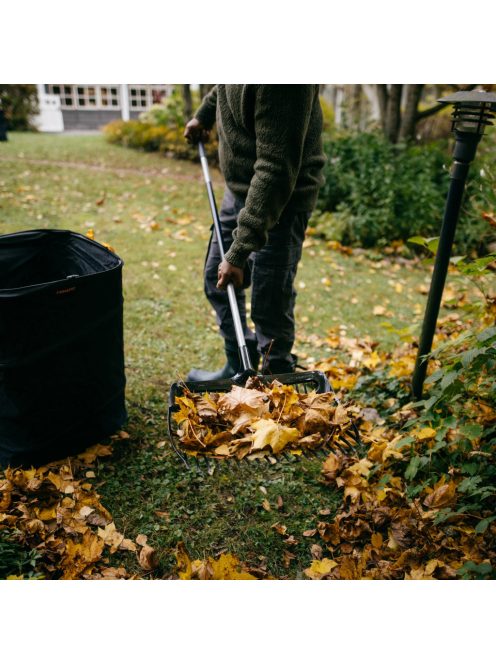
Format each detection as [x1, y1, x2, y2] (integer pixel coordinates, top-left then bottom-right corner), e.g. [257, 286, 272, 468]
[186, 339, 260, 382]
[261, 353, 298, 375]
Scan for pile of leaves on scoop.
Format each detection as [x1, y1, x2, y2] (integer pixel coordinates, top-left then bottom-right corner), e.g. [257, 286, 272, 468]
[172, 377, 358, 460]
[0, 439, 157, 579]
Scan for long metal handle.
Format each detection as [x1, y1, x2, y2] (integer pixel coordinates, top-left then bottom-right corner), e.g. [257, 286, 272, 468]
[198, 142, 253, 373]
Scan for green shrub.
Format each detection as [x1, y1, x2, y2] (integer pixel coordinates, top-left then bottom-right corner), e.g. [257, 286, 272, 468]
[0, 84, 39, 131]
[103, 119, 219, 164]
[103, 86, 218, 163]
[460, 136, 496, 255]
[316, 132, 448, 248]
[316, 131, 496, 254]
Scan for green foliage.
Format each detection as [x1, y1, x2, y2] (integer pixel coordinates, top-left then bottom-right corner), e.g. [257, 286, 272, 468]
[316, 130, 496, 254]
[319, 96, 335, 137]
[0, 531, 43, 579]
[138, 87, 187, 128]
[103, 119, 218, 164]
[460, 143, 496, 255]
[103, 87, 218, 163]
[0, 84, 39, 131]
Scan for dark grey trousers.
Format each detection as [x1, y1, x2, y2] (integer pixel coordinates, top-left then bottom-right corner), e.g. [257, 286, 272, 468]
[204, 189, 310, 372]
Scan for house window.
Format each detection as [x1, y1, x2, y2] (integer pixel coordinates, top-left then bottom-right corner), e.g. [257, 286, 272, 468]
[45, 84, 75, 109]
[129, 86, 149, 109]
[45, 84, 168, 111]
[76, 86, 97, 108]
[100, 86, 120, 108]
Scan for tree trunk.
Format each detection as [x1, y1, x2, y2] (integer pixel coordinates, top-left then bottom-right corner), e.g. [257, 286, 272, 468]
[385, 84, 403, 143]
[182, 84, 192, 121]
[376, 84, 388, 134]
[351, 84, 362, 129]
[399, 84, 424, 142]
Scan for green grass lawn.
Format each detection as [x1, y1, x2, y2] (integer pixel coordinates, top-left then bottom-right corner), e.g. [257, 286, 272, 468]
[0, 132, 466, 577]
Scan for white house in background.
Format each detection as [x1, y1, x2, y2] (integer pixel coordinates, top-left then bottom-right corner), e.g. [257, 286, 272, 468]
[34, 84, 173, 132]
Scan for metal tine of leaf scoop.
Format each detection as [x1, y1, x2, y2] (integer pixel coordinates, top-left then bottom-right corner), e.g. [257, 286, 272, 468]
[335, 436, 356, 454]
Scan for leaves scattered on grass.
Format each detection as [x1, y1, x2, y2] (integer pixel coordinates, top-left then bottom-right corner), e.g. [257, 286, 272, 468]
[0, 438, 155, 579]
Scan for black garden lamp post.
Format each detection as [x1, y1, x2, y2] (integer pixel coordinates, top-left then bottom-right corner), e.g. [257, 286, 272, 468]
[412, 89, 496, 399]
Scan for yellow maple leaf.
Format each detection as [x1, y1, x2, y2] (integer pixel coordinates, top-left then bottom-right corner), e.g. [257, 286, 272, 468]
[209, 553, 257, 580]
[304, 558, 337, 579]
[250, 419, 300, 454]
[362, 351, 382, 370]
[416, 427, 437, 441]
[63, 531, 105, 579]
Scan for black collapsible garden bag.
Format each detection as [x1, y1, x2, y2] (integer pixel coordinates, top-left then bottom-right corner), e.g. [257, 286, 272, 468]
[0, 229, 127, 467]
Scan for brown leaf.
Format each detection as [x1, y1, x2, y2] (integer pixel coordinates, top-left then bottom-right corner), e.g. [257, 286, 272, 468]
[271, 523, 287, 535]
[120, 538, 137, 552]
[262, 499, 271, 512]
[218, 386, 269, 421]
[310, 544, 323, 560]
[139, 545, 158, 571]
[303, 529, 317, 537]
[423, 481, 457, 508]
[283, 550, 296, 568]
[98, 522, 124, 554]
[322, 452, 344, 482]
[371, 532, 383, 549]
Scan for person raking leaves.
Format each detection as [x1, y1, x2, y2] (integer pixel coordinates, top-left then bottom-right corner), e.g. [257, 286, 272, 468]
[184, 85, 326, 380]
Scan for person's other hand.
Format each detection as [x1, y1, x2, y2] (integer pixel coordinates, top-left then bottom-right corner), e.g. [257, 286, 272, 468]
[184, 118, 210, 144]
[216, 260, 244, 290]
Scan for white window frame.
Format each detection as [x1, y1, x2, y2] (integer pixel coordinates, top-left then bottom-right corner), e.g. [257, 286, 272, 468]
[45, 84, 122, 111]
[99, 85, 121, 110]
[45, 84, 170, 112]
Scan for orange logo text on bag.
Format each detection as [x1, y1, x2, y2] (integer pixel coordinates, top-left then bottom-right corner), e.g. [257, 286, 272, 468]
[56, 287, 76, 296]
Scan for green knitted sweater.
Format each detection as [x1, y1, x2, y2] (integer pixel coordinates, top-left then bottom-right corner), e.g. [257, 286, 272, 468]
[194, 84, 325, 268]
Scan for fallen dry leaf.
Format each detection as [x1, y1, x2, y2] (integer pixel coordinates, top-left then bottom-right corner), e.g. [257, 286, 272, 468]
[139, 545, 158, 571]
[304, 558, 338, 579]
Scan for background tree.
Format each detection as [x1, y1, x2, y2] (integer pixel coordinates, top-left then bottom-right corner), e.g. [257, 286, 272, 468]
[0, 85, 38, 131]
[181, 85, 193, 122]
[376, 84, 478, 143]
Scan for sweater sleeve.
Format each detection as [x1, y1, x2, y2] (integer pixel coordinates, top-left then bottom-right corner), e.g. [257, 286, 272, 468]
[224, 85, 314, 268]
[194, 85, 218, 129]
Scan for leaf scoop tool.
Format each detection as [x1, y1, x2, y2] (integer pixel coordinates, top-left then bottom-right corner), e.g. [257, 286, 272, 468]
[168, 142, 362, 467]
